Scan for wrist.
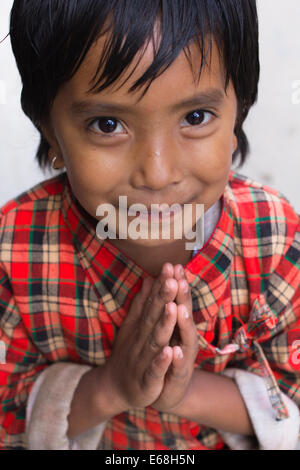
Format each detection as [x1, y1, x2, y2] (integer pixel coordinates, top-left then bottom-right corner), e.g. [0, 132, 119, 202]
[95, 361, 129, 417]
[67, 364, 123, 439]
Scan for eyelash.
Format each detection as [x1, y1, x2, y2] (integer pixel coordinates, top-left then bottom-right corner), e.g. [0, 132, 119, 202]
[86, 109, 218, 137]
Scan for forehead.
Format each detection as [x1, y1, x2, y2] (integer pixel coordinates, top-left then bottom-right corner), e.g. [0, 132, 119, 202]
[57, 33, 229, 109]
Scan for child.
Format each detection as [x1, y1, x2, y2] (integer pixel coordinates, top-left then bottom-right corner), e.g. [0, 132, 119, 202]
[0, 0, 299, 450]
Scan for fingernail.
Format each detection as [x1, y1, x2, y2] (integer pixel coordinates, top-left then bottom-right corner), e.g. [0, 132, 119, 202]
[176, 347, 183, 359]
[163, 263, 170, 275]
[184, 307, 189, 319]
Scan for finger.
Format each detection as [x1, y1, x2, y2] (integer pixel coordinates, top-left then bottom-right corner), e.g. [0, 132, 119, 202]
[176, 278, 192, 312]
[161, 262, 174, 279]
[147, 262, 174, 301]
[169, 345, 189, 380]
[139, 276, 178, 335]
[147, 302, 177, 354]
[176, 304, 199, 355]
[173, 345, 184, 361]
[143, 346, 173, 385]
[137, 263, 177, 349]
[174, 264, 185, 281]
[174, 265, 192, 316]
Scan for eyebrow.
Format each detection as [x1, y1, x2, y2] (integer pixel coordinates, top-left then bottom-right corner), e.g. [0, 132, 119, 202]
[70, 88, 225, 116]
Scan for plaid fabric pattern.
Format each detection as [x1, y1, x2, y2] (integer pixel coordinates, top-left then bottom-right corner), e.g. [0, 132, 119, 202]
[0, 170, 299, 450]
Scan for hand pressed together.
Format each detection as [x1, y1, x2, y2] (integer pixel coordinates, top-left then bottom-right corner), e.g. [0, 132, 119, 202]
[150, 263, 199, 413]
[103, 262, 198, 414]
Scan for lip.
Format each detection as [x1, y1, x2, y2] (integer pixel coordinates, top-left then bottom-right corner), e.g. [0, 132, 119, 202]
[116, 194, 197, 220]
[128, 195, 197, 220]
[137, 204, 184, 220]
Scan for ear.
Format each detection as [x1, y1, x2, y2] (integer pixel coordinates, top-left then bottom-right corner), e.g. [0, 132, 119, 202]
[40, 122, 65, 168]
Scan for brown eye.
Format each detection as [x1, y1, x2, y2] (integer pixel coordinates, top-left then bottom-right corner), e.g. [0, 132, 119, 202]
[186, 110, 205, 125]
[88, 116, 127, 138]
[182, 110, 214, 128]
[97, 117, 118, 133]
[88, 117, 125, 135]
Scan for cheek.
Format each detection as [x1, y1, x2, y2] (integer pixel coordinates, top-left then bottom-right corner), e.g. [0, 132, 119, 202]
[61, 148, 130, 217]
[63, 147, 128, 195]
[188, 131, 233, 183]
[55, 120, 128, 193]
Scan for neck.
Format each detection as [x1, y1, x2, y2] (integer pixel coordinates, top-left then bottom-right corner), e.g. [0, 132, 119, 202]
[108, 237, 194, 277]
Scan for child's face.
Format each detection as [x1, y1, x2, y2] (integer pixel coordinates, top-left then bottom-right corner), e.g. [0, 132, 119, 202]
[43, 34, 238, 249]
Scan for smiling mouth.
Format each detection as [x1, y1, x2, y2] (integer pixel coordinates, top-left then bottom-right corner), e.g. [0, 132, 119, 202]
[135, 204, 184, 220]
[113, 194, 199, 224]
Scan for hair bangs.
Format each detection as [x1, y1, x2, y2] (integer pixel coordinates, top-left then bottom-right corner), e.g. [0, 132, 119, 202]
[85, 1, 225, 99]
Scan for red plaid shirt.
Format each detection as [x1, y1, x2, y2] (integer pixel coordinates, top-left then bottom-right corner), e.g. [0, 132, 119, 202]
[0, 170, 299, 450]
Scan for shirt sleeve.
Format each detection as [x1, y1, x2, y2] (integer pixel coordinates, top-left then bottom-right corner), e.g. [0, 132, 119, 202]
[25, 361, 107, 450]
[220, 220, 300, 449]
[0, 266, 50, 449]
[219, 368, 300, 450]
[0, 266, 106, 450]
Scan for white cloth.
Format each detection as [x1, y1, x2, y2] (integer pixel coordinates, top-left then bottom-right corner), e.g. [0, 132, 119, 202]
[219, 368, 300, 450]
[26, 363, 300, 450]
[25, 362, 106, 450]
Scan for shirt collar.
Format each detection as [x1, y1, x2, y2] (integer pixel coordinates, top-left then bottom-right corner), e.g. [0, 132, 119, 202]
[61, 172, 235, 324]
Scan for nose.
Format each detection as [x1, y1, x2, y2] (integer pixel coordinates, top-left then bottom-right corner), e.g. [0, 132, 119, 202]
[130, 137, 184, 191]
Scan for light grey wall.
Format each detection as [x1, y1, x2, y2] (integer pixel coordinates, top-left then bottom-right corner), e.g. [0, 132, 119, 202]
[0, 0, 300, 211]
[0, 0, 53, 206]
[241, 0, 300, 212]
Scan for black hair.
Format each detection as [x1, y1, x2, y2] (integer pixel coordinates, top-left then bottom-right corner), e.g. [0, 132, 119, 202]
[8, 0, 259, 172]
